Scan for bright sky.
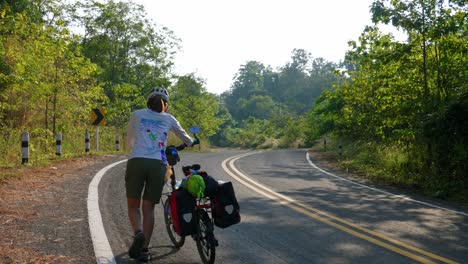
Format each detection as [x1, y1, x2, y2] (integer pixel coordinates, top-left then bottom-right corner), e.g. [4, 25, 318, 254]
[134, 0, 380, 95]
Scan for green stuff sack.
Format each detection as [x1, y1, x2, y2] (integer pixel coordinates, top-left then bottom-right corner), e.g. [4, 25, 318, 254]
[186, 174, 206, 198]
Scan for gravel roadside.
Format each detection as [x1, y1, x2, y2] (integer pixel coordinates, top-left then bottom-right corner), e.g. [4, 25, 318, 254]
[0, 154, 127, 264]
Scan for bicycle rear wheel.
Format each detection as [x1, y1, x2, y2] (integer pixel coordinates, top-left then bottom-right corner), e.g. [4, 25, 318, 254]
[163, 198, 185, 247]
[195, 209, 216, 264]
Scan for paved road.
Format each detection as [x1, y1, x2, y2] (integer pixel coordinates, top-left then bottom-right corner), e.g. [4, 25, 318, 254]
[96, 149, 468, 263]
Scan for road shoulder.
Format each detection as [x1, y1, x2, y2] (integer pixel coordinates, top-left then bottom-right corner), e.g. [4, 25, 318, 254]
[0, 154, 126, 263]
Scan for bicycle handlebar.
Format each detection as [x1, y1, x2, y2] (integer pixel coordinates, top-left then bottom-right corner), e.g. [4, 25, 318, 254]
[165, 133, 200, 167]
[172, 133, 200, 152]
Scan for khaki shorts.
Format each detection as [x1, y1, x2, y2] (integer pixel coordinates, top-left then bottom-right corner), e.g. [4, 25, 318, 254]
[125, 158, 167, 203]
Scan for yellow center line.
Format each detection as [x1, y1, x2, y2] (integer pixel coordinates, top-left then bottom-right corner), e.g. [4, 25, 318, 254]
[222, 152, 458, 264]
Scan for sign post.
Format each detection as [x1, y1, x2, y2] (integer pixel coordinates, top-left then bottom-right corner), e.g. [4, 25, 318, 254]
[91, 108, 105, 152]
[96, 127, 99, 152]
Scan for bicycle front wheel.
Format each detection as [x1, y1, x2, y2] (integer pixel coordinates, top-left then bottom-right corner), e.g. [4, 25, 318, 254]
[163, 198, 185, 247]
[195, 209, 216, 264]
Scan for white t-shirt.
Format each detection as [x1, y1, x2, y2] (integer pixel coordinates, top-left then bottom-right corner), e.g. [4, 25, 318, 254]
[126, 109, 193, 161]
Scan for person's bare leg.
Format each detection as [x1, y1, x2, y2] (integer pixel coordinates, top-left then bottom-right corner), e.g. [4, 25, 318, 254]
[141, 200, 156, 247]
[127, 198, 142, 233]
[127, 197, 146, 259]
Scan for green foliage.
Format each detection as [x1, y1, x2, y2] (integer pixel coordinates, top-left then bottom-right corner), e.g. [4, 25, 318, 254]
[106, 83, 143, 127]
[421, 94, 468, 199]
[1, 0, 43, 23]
[170, 74, 223, 139]
[219, 50, 341, 148]
[278, 115, 307, 148]
[0, 0, 180, 167]
[0, 4, 105, 132]
[224, 117, 272, 148]
[308, 0, 468, 201]
[71, 0, 178, 120]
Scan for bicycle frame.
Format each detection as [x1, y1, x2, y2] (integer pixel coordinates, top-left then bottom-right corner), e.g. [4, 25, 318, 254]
[162, 138, 217, 264]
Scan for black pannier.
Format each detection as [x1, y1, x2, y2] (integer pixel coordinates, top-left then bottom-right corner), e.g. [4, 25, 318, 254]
[212, 181, 241, 228]
[176, 188, 197, 236]
[198, 171, 219, 197]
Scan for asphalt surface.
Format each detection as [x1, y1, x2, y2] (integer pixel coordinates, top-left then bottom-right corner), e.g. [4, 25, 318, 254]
[97, 149, 468, 264]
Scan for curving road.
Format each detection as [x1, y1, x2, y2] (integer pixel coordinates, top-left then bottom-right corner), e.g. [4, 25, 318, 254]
[94, 149, 468, 264]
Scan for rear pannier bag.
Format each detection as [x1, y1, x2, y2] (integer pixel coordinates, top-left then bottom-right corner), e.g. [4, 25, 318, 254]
[169, 192, 181, 235]
[212, 181, 241, 228]
[199, 172, 219, 197]
[175, 188, 197, 236]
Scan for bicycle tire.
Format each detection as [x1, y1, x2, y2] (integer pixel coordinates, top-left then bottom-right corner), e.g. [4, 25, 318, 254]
[195, 209, 216, 264]
[163, 198, 185, 248]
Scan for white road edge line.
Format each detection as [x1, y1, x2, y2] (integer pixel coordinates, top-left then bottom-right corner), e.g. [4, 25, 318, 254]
[88, 159, 128, 264]
[305, 152, 468, 217]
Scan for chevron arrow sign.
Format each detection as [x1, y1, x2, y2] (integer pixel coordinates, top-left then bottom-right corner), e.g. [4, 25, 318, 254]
[91, 108, 105, 126]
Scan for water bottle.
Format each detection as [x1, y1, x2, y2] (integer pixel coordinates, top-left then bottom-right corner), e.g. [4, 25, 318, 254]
[180, 177, 187, 189]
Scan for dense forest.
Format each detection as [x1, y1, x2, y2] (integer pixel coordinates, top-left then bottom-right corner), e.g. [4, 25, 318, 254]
[1, 0, 466, 201]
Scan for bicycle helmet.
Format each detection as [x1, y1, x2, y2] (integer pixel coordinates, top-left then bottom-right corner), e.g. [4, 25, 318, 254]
[186, 174, 206, 198]
[147, 87, 169, 102]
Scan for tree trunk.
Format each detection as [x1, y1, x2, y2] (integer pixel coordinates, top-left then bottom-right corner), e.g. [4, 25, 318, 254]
[53, 58, 58, 135]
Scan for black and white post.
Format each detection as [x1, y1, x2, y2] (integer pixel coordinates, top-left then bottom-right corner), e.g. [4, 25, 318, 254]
[115, 135, 120, 151]
[85, 131, 90, 152]
[55, 133, 62, 156]
[338, 138, 343, 156]
[21, 131, 29, 164]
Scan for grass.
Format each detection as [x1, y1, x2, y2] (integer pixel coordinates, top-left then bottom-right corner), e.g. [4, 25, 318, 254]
[0, 128, 215, 183]
[311, 137, 467, 204]
[0, 127, 127, 183]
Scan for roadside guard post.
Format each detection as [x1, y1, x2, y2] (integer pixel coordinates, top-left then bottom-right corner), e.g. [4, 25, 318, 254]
[116, 135, 120, 151]
[85, 131, 90, 152]
[56, 133, 62, 156]
[21, 131, 29, 164]
[338, 139, 343, 156]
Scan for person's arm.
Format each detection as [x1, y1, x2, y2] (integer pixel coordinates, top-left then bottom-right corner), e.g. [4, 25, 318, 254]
[170, 116, 194, 146]
[126, 112, 137, 150]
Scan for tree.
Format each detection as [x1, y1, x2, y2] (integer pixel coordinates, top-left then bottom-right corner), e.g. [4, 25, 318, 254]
[224, 61, 267, 121]
[371, 0, 467, 103]
[71, 0, 178, 102]
[0, 2, 104, 146]
[236, 95, 276, 120]
[276, 49, 310, 112]
[170, 74, 222, 138]
[306, 0, 468, 199]
[219, 49, 341, 147]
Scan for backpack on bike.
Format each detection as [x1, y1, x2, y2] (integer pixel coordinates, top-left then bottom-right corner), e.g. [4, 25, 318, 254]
[172, 188, 198, 236]
[198, 171, 219, 197]
[212, 181, 241, 228]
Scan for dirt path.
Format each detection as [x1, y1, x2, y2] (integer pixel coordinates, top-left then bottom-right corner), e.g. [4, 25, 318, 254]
[0, 154, 126, 264]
